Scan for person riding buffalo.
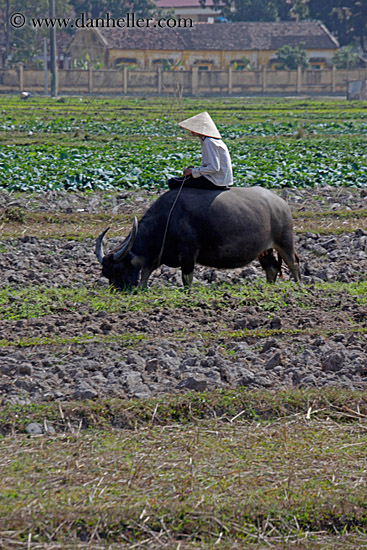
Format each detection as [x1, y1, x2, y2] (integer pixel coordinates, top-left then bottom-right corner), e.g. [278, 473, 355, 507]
[168, 111, 233, 191]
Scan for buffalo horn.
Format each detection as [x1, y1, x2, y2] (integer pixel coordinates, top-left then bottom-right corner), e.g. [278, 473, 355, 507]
[112, 216, 138, 263]
[95, 227, 110, 264]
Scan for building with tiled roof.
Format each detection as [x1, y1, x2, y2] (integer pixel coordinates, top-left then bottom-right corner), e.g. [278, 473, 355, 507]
[68, 20, 339, 72]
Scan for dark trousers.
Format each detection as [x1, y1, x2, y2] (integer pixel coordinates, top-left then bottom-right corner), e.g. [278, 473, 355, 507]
[168, 175, 228, 190]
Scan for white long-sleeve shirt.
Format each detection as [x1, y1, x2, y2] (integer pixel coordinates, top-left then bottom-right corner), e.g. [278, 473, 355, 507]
[191, 136, 233, 187]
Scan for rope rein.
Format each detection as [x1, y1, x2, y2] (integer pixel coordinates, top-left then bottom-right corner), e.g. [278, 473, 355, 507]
[157, 176, 188, 268]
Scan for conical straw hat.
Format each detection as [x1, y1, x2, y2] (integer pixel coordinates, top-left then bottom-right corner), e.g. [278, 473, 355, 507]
[178, 111, 221, 139]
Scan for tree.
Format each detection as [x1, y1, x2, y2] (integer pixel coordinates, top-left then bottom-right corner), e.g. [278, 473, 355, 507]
[275, 42, 309, 69]
[199, 0, 276, 21]
[308, 0, 367, 51]
[276, 0, 309, 21]
[341, 0, 367, 52]
[199, 0, 309, 22]
[69, 0, 157, 19]
[332, 45, 360, 68]
[307, 0, 347, 45]
[288, 0, 309, 21]
[0, 0, 72, 67]
[202, 0, 367, 50]
[0, 0, 158, 67]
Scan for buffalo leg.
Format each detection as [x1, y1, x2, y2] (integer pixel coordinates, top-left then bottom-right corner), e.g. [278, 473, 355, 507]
[180, 257, 195, 288]
[139, 266, 154, 289]
[275, 247, 301, 283]
[259, 249, 282, 283]
[182, 271, 194, 287]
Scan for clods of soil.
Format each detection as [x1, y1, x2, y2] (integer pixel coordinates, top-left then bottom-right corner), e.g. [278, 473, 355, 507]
[0, 186, 366, 404]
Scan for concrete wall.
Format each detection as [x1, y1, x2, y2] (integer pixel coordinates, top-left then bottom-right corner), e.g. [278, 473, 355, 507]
[0, 69, 20, 90]
[3, 66, 367, 96]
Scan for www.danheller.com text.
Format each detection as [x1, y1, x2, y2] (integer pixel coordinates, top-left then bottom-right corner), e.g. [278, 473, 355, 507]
[10, 12, 193, 29]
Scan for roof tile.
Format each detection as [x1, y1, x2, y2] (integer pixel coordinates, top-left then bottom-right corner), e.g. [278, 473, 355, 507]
[96, 21, 339, 52]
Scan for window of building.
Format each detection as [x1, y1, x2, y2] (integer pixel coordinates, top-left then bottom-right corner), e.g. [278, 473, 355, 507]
[309, 58, 327, 70]
[194, 60, 213, 71]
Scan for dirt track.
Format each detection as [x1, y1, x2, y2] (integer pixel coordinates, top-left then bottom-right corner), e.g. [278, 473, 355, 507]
[0, 186, 366, 404]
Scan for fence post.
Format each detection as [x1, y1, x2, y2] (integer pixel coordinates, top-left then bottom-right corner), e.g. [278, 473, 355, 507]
[332, 65, 336, 93]
[18, 63, 24, 92]
[157, 66, 162, 95]
[228, 65, 233, 94]
[192, 66, 198, 96]
[43, 38, 48, 96]
[123, 66, 128, 94]
[88, 66, 93, 93]
[297, 65, 302, 94]
[262, 65, 267, 93]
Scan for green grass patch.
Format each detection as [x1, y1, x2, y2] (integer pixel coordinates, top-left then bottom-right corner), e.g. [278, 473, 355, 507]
[0, 332, 145, 349]
[3, 96, 367, 131]
[293, 209, 367, 219]
[1, 281, 366, 321]
[2, 325, 366, 350]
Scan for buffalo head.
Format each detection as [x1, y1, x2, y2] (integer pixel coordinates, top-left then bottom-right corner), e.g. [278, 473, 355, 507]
[95, 217, 140, 291]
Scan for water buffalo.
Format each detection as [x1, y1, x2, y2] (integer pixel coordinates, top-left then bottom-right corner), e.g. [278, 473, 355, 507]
[95, 186, 301, 290]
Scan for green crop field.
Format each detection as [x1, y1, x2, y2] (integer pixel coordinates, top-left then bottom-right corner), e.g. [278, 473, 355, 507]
[1, 96, 367, 191]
